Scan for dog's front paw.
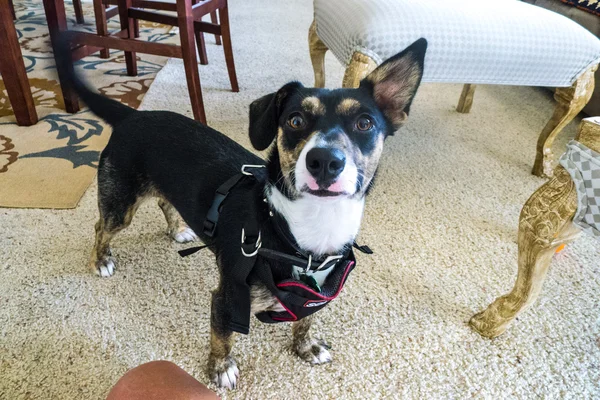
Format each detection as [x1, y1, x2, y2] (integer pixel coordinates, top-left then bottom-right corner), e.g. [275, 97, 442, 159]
[210, 357, 239, 390]
[172, 226, 198, 243]
[294, 339, 332, 365]
[92, 256, 115, 277]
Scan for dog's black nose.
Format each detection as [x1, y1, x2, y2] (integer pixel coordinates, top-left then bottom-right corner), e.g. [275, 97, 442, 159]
[306, 148, 346, 183]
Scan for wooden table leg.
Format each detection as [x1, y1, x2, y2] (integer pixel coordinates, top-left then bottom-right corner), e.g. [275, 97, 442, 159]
[0, 0, 38, 125]
[42, 0, 80, 113]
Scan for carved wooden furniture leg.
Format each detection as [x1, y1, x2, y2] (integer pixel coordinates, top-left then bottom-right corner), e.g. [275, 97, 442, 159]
[471, 117, 600, 338]
[456, 84, 476, 113]
[532, 65, 597, 178]
[0, 0, 38, 125]
[469, 165, 579, 338]
[308, 20, 328, 88]
[341, 51, 377, 89]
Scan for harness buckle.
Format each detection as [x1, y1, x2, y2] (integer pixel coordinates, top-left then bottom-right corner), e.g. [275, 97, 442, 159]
[241, 164, 266, 176]
[314, 255, 343, 272]
[241, 228, 262, 257]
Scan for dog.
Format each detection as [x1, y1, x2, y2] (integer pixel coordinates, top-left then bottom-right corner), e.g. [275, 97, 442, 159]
[56, 37, 427, 389]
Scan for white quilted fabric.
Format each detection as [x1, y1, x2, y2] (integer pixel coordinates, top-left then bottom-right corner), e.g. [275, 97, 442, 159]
[314, 0, 600, 87]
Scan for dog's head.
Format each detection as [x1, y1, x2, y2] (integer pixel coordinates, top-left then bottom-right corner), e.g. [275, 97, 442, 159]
[249, 38, 427, 200]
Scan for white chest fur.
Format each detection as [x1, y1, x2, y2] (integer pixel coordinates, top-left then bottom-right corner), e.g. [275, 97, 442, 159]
[267, 186, 365, 256]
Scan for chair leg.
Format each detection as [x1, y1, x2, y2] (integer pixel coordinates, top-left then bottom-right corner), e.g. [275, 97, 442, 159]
[195, 29, 208, 65]
[219, 1, 238, 92]
[0, 0, 38, 125]
[9, 0, 16, 20]
[342, 51, 377, 89]
[42, 0, 79, 113]
[177, 0, 206, 123]
[210, 11, 221, 45]
[133, 18, 139, 38]
[309, 20, 328, 88]
[469, 164, 579, 338]
[191, 0, 207, 64]
[73, 0, 85, 24]
[93, 0, 110, 58]
[532, 65, 597, 178]
[456, 84, 476, 113]
[117, 0, 137, 76]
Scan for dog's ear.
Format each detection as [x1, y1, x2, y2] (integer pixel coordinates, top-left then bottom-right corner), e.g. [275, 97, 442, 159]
[249, 81, 304, 151]
[360, 38, 427, 129]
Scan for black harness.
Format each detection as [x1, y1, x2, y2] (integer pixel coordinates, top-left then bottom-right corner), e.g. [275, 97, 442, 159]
[180, 165, 371, 334]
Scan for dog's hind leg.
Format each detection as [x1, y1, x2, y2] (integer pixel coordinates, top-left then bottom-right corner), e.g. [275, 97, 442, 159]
[90, 200, 139, 277]
[157, 199, 198, 243]
[292, 316, 332, 364]
[90, 162, 144, 277]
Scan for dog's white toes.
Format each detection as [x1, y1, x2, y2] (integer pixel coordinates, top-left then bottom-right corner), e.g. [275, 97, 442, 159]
[296, 341, 332, 365]
[95, 258, 115, 278]
[214, 365, 239, 390]
[311, 347, 332, 364]
[174, 227, 198, 243]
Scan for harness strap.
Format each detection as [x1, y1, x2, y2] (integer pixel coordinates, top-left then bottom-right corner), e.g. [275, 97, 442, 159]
[203, 165, 268, 238]
[224, 199, 263, 334]
[203, 173, 245, 237]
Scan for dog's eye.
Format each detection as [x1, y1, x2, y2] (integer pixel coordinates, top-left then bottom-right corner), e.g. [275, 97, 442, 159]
[356, 116, 373, 131]
[287, 113, 306, 130]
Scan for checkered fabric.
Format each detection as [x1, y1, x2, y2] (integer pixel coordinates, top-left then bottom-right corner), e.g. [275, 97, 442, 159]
[314, 0, 600, 87]
[559, 141, 600, 239]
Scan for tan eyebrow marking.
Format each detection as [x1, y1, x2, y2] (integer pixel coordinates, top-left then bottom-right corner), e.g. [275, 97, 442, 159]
[301, 96, 325, 115]
[336, 98, 360, 115]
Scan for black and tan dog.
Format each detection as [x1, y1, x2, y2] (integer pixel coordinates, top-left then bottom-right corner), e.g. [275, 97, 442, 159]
[57, 37, 427, 389]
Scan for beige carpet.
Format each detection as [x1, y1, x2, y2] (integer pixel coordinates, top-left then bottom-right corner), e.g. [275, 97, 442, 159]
[0, 0, 176, 209]
[2, 0, 600, 399]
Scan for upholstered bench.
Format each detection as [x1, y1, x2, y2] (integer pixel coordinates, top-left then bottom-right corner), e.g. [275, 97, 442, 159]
[470, 117, 600, 338]
[308, 0, 600, 177]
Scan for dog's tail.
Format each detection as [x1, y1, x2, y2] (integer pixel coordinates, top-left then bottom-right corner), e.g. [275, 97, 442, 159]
[54, 36, 136, 126]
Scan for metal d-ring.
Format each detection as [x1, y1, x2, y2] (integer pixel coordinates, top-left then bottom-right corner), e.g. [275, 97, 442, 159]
[241, 228, 262, 257]
[241, 164, 266, 176]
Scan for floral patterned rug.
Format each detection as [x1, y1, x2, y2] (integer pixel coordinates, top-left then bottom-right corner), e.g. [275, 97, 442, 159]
[0, 0, 176, 208]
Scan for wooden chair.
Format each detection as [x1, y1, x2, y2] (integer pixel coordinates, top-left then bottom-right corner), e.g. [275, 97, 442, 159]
[93, 0, 221, 64]
[1, 0, 37, 125]
[88, 0, 237, 123]
[9, 0, 84, 23]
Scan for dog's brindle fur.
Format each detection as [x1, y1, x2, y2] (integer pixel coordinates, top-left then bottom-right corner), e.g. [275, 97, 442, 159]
[57, 37, 427, 389]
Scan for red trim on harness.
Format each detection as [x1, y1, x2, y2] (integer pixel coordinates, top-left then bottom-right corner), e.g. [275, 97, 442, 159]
[276, 261, 355, 300]
[271, 295, 298, 322]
